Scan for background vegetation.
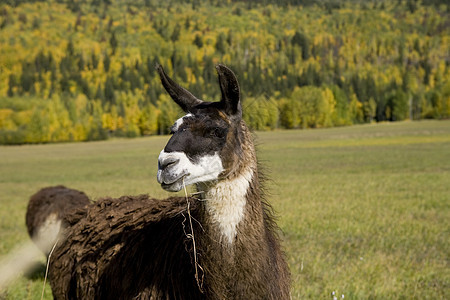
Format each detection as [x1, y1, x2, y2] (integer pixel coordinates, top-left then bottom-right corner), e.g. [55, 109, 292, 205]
[0, 0, 449, 144]
[0, 120, 448, 299]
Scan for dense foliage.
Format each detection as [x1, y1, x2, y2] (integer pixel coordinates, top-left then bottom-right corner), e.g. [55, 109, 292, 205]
[0, 0, 449, 144]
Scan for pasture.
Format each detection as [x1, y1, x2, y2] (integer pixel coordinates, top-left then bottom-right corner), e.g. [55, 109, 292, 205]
[0, 120, 449, 299]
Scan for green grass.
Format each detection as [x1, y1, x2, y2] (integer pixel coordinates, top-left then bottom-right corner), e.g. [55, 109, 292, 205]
[1, 120, 449, 299]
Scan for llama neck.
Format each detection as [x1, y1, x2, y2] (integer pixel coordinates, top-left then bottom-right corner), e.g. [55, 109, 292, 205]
[197, 166, 254, 245]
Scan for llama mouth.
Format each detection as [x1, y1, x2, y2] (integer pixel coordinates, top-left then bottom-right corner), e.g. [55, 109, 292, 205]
[161, 182, 182, 192]
[159, 174, 189, 192]
[157, 168, 187, 185]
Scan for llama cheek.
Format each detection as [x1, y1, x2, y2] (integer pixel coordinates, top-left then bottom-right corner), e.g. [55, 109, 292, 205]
[183, 152, 224, 186]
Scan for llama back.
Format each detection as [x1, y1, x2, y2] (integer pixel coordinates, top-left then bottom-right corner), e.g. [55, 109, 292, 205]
[48, 194, 205, 300]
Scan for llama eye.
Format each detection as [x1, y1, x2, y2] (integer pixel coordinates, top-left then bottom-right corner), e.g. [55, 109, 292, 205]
[169, 125, 176, 134]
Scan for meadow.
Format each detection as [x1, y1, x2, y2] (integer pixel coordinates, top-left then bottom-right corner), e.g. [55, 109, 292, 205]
[0, 120, 449, 299]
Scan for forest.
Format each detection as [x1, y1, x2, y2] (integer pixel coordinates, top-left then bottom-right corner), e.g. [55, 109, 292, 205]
[0, 0, 449, 144]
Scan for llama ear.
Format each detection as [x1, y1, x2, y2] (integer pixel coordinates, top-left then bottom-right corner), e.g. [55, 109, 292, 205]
[216, 64, 241, 119]
[156, 64, 203, 112]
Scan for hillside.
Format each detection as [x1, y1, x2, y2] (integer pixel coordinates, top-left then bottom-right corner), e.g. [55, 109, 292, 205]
[0, 0, 449, 144]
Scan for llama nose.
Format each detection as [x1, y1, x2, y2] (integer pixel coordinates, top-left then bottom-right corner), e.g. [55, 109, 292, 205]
[158, 156, 180, 171]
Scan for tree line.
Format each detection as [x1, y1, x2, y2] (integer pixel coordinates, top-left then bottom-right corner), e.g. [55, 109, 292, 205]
[0, 0, 449, 144]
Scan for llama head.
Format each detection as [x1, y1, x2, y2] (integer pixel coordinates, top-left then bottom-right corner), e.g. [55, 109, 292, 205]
[156, 64, 247, 192]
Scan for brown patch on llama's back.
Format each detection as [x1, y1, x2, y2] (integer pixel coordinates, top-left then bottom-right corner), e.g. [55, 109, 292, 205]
[49, 195, 204, 300]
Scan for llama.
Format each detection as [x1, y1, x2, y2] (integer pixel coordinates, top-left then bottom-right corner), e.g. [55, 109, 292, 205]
[29, 64, 290, 299]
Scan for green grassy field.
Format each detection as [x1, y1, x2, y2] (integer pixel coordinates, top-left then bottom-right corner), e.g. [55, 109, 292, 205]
[0, 120, 449, 299]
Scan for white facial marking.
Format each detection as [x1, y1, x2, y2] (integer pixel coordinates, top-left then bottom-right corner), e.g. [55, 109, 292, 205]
[172, 113, 193, 132]
[157, 150, 224, 192]
[203, 167, 254, 245]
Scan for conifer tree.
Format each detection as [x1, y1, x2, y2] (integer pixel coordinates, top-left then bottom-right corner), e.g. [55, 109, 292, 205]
[193, 34, 203, 48]
[103, 52, 111, 72]
[292, 31, 310, 60]
[109, 31, 118, 55]
[104, 76, 115, 103]
[170, 23, 181, 42]
[7, 74, 16, 97]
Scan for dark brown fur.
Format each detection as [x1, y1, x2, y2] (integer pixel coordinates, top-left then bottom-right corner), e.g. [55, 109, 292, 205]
[44, 187, 289, 299]
[48, 195, 204, 300]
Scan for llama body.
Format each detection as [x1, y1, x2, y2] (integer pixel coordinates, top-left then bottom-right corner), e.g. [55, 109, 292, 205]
[28, 64, 290, 299]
